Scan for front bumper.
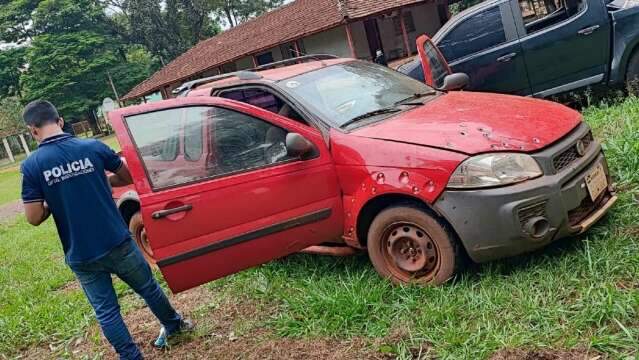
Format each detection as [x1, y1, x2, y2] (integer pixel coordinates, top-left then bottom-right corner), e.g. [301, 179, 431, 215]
[434, 124, 617, 263]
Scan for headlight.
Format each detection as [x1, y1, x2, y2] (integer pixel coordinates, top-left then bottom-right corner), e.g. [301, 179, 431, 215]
[448, 153, 542, 189]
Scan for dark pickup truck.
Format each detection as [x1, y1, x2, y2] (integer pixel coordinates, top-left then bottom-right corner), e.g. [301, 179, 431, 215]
[398, 0, 639, 97]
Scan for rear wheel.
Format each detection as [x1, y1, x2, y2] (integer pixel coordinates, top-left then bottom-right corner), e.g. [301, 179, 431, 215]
[129, 212, 157, 268]
[367, 205, 460, 285]
[627, 51, 639, 96]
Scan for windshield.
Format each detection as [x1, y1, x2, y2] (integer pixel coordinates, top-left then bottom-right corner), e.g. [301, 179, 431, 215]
[281, 61, 435, 128]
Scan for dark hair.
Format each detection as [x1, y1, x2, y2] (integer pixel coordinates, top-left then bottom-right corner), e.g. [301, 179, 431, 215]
[22, 100, 60, 128]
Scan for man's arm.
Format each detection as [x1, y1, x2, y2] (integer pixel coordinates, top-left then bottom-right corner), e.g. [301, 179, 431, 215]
[24, 202, 50, 226]
[108, 162, 133, 188]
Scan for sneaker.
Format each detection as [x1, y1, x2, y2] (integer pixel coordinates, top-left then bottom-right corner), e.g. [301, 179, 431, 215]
[153, 319, 195, 349]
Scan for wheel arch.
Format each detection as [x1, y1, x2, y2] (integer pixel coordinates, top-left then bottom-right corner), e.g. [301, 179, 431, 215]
[355, 193, 460, 248]
[116, 191, 140, 226]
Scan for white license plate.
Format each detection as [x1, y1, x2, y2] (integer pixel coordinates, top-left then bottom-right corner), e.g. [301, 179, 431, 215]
[585, 163, 607, 201]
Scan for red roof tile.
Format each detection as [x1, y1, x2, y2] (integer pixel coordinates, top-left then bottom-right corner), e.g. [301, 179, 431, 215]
[123, 0, 427, 100]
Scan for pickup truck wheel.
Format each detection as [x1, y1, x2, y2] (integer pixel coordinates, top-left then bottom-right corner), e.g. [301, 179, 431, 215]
[627, 52, 639, 95]
[367, 205, 459, 285]
[129, 212, 157, 268]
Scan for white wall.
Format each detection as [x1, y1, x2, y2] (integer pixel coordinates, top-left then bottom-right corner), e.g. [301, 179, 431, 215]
[301, 26, 351, 58]
[408, 3, 442, 54]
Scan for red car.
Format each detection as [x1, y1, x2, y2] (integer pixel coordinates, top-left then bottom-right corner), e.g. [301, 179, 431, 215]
[109, 37, 617, 293]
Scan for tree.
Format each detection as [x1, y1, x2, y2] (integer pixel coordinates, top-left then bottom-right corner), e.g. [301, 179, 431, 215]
[102, 0, 221, 62]
[0, 97, 24, 136]
[209, 0, 284, 28]
[0, 47, 26, 98]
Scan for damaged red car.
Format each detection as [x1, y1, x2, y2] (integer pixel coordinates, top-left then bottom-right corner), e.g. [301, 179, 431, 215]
[109, 37, 617, 293]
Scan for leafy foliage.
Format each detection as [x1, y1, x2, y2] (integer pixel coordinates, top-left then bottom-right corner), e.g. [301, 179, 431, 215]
[209, 0, 285, 28]
[0, 0, 283, 134]
[0, 47, 25, 98]
[0, 97, 24, 136]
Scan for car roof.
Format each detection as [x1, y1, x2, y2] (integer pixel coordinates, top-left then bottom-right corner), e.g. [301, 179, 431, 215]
[187, 58, 353, 97]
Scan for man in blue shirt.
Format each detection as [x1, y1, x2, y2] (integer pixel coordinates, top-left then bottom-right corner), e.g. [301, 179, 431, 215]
[21, 100, 192, 359]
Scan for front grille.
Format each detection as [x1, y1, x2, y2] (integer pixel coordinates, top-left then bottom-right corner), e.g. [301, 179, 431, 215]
[553, 131, 594, 172]
[568, 192, 609, 226]
[518, 201, 547, 228]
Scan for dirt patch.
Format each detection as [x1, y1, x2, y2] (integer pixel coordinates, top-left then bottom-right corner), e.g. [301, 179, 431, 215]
[0, 200, 23, 223]
[17, 286, 390, 359]
[490, 348, 603, 360]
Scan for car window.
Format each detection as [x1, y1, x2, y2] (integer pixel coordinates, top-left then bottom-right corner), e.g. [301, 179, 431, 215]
[126, 106, 292, 190]
[518, 0, 586, 34]
[183, 107, 203, 162]
[284, 61, 434, 128]
[438, 7, 507, 62]
[219, 88, 307, 125]
[422, 41, 448, 88]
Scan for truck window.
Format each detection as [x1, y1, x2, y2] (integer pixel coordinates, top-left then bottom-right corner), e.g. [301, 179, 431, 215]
[438, 7, 507, 62]
[518, 0, 586, 34]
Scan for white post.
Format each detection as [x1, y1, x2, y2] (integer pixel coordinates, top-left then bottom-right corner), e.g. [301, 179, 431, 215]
[19, 134, 31, 156]
[2, 137, 15, 163]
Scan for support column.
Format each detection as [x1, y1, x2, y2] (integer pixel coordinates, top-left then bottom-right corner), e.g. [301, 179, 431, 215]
[293, 40, 301, 57]
[2, 138, 15, 163]
[252, 55, 259, 68]
[345, 23, 357, 58]
[399, 12, 411, 57]
[19, 134, 31, 156]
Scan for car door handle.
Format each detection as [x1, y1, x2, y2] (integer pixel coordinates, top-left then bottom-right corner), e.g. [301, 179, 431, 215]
[152, 205, 193, 219]
[497, 53, 517, 63]
[578, 25, 600, 36]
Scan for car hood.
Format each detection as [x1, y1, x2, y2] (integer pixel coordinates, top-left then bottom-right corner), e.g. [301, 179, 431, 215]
[351, 92, 582, 155]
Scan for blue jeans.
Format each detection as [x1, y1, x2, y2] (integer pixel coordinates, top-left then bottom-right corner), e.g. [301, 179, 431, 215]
[70, 239, 182, 360]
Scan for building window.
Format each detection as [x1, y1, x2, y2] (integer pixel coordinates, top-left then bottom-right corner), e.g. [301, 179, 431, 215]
[394, 12, 416, 36]
[256, 52, 274, 65]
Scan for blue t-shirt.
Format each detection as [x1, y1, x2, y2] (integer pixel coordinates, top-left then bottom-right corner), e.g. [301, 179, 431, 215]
[21, 134, 130, 265]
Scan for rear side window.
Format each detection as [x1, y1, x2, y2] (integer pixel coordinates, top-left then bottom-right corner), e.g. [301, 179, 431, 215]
[438, 7, 507, 62]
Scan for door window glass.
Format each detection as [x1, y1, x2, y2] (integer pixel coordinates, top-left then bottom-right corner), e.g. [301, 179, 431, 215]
[423, 41, 449, 88]
[438, 7, 507, 62]
[183, 107, 203, 162]
[518, 0, 586, 34]
[126, 106, 292, 190]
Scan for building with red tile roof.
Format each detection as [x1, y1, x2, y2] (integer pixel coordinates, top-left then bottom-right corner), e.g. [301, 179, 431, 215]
[123, 0, 450, 101]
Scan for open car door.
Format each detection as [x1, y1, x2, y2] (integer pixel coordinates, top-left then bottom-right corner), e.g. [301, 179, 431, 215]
[109, 97, 343, 293]
[416, 35, 452, 89]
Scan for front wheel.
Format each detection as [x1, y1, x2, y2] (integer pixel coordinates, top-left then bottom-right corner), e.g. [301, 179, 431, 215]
[367, 205, 461, 285]
[627, 51, 639, 96]
[129, 212, 157, 268]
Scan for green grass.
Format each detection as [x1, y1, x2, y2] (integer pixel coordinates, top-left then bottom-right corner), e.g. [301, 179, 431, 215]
[0, 98, 638, 359]
[0, 219, 91, 355]
[0, 169, 22, 206]
[99, 134, 121, 153]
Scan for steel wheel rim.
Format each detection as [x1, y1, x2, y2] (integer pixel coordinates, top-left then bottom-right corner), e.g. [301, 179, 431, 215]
[135, 225, 155, 259]
[380, 222, 440, 282]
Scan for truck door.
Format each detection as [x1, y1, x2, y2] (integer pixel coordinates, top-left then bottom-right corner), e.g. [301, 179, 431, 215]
[434, 0, 532, 95]
[514, 0, 611, 96]
[109, 97, 343, 293]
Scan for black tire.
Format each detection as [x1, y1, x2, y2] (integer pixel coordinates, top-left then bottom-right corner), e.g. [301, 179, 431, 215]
[129, 212, 157, 268]
[367, 205, 461, 286]
[627, 51, 639, 96]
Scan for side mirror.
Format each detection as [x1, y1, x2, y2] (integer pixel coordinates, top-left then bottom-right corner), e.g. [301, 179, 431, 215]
[440, 73, 470, 91]
[286, 133, 316, 159]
